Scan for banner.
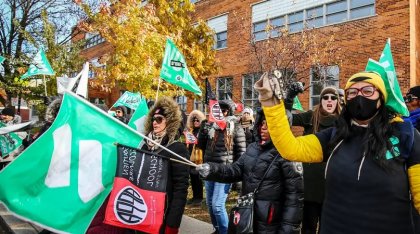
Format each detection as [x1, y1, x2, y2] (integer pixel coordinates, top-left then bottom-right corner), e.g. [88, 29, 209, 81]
[21, 48, 55, 79]
[127, 98, 149, 133]
[0, 92, 144, 233]
[209, 99, 227, 130]
[0, 122, 22, 158]
[205, 78, 216, 105]
[57, 62, 89, 98]
[160, 39, 202, 95]
[184, 131, 197, 144]
[112, 91, 143, 111]
[104, 145, 168, 233]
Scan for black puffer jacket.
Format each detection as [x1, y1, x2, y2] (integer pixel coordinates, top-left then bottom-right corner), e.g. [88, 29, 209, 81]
[205, 109, 304, 233]
[198, 100, 246, 164]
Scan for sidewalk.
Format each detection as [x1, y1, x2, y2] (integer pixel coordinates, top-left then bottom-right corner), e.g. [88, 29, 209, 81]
[0, 204, 212, 234]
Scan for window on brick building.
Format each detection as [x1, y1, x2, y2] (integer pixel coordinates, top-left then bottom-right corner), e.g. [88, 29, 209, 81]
[242, 73, 262, 111]
[194, 99, 207, 114]
[326, 0, 348, 24]
[350, 0, 375, 19]
[207, 14, 228, 49]
[176, 96, 187, 111]
[84, 33, 105, 49]
[288, 11, 304, 33]
[310, 65, 340, 108]
[190, 0, 200, 3]
[216, 77, 233, 100]
[253, 16, 285, 41]
[306, 6, 324, 28]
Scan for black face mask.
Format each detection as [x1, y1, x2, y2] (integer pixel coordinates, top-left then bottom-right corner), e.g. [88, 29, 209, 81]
[346, 96, 380, 121]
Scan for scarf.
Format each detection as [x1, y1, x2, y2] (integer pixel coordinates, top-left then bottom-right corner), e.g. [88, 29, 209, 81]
[403, 108, 420, 128]
[146, 130, 167, 151]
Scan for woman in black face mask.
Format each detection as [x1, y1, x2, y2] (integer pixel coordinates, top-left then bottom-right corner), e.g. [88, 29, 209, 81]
[254, 71, 420, 234]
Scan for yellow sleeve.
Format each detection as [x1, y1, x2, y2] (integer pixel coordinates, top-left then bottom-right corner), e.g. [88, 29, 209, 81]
[263, 102, 323, 163]
[408, 164, 420, 213]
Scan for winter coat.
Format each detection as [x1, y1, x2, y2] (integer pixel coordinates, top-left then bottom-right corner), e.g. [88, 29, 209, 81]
[292, 110, 337, 203]
[205, 109, 303, 233]
[141, 97, 190, 232]
[187, 110, 206, 172]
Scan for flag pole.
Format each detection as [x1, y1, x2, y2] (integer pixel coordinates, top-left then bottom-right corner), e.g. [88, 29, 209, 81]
[155, 77, 162, 101]
[43, 75, 48, 96]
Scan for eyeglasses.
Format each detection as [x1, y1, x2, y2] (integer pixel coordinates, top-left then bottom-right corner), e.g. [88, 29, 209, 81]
[322, 95, 338, 101]
[345, 86, 377, 99]
[404, 94, 418, 103]
[115, 110, 122, 114]
[152, 116, 165, 124]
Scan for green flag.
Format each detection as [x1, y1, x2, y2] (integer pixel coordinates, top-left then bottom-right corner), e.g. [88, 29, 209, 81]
[112, 91, 143, 110]
[21, 48, 55, 79]
[160, 39, 202, 95]
[0, 122, 22, 158]
[0, 92, 143, 233]
[365, 39, 409, 116]
[292, 96, 304, 111]
[128, 97, 149, 133]
[0, 55, 4, 64]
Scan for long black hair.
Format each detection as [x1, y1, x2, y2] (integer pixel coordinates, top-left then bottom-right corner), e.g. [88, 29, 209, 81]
[329, 98, 401, 171]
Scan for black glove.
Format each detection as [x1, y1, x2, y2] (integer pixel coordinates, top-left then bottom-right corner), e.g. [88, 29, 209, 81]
[199, 120, 209, 135]
[285, 82, 304, 110]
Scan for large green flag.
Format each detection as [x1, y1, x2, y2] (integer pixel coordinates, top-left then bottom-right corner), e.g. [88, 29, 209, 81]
[0, 92, 143, 233]
[160, 39, 202, 95]
[0, 122, 22, 158]
[365, 39, 409, 116]
[21, 48, 55, 79]
[128, 97, 149, 134]
[111, 91, 143, 110]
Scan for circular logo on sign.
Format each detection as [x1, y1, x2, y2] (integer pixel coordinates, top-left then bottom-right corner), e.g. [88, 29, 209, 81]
[114, 186, 148, 225]
[211, 103, 224, 121]
[185, 132, 196, 143]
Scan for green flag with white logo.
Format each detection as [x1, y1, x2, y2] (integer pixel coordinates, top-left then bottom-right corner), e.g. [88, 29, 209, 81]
[0, 122, 22, 158]
[160, 39, 202, 95]
[365, 39, 409, 116]
[112, 91, 143, 110]
[0, 55, 4, 64]
[0, 92, 143, 233]
[292, 96, 304, 111]
[21, 48, 55, 79]
[128, 97, 149, 134]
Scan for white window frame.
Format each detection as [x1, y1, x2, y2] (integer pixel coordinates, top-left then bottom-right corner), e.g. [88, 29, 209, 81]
[207, 14, 228, 49]
[176, 96, 187, 112]
[84, 33, 105, 49]
[242, 73, 261, 112]
[216, 77, 233, 100]
[309, 65, 340, 108]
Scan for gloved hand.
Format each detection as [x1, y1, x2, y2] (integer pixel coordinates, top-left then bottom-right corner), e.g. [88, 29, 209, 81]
[284, 82, 305, 110]
[165, 225, 179, 234]
[196, 163, 211, 178]
[254, 72, 281, 107]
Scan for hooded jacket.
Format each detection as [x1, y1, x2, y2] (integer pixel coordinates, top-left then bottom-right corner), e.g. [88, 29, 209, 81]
[140, 97, 190, 232]
[204, 109, 304, 233]
[198, 99, 246, 164]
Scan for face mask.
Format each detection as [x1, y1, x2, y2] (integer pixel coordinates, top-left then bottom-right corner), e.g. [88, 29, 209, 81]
[346, 96, 380, 121]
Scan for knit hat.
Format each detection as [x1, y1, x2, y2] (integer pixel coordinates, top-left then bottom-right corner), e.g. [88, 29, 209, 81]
[242, 107, 253, 116]
[344, 71, 387, 102]
[154, 107, 166, 117]
[407, 86, 420, 98]
[320, 87, 339, 99]
[1, 107, 15, 117]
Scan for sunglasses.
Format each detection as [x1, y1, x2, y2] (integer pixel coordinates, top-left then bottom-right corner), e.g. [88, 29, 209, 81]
[152, 116, 165, 124]
[404, 94, 418, 103]
[193, 119, 200, 123]
[345, 86, 377, 99]
[322, 95, 338, 101]
[115, 110, 122, 114]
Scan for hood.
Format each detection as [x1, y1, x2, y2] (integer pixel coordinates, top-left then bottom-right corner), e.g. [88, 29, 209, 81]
[115, 105, 128, 116]
[45, 98, 62, 123]
[187, 110, 206, 130]
[144, 96, 182, 143]
[219, 99, 236, 116]
[253, 108, 266, 143]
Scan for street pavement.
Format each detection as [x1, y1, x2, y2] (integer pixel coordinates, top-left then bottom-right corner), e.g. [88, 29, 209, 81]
[0, 203, 213, 234]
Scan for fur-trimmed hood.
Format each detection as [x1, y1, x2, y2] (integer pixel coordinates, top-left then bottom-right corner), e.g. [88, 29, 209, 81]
[144, 96, 182, 143]
[45, 98, 62, 123]
[187, 110, 206, 130]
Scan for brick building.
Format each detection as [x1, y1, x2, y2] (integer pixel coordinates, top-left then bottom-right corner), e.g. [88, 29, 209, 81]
[75, 0, 419, 113]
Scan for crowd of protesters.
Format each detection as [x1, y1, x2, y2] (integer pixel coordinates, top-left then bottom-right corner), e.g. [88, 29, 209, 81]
[1, 69, 420, 234]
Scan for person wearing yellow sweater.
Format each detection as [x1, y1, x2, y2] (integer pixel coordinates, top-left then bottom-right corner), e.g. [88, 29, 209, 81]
[254, 71, 420, 234]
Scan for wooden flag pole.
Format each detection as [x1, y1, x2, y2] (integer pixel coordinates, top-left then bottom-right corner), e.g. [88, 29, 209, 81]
[155, 77, 162, 101]
[43, 75, 48, 96]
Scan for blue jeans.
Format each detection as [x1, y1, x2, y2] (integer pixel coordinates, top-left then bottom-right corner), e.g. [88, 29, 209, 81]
[205, 181, 231, 234]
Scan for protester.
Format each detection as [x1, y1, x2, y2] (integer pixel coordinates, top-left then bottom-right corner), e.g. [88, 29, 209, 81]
[197, 98, 246, 234]
[186, 109, 206, 206]
[254, 71, 420, 233]
[196, 108, 303, 233]
[0, 106, 21, 125]
[140, 96, 190, 234]
[337, 88, 345, 107]
[286, 86, 340, 234]
[404, 86, 420, 132]
[114, 106, 129, 124]
[239, 107, 254, 146]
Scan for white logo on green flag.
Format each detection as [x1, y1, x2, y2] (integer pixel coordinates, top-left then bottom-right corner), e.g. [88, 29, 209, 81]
[0, 122, 22, 158]
[128, 97, 149, 133]
[365, 39, 409, 116]
[0, 92, 144, 234]
[21, 48, 55, 79]
[112, 91, 143, 110]
[160, 39, 202, 95]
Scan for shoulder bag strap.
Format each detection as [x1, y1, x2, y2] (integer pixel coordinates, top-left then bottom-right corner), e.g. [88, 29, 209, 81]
[254, 156, 278, 194]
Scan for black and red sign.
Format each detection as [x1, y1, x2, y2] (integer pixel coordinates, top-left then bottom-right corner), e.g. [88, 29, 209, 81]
[209, 100, 226, 130]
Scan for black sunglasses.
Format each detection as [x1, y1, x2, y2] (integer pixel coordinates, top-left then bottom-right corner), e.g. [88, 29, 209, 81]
[193, 119, 200, 123]
[152, 116, 165, 124]
[322, 95, 338, 101]
[404, 94, 418, 103]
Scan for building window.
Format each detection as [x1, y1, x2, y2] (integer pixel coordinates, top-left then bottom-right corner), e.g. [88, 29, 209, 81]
[216, 77, 233, 100]
[350, 0, 375, 19]
[306, 6, 324, 28]
[207, 14, 228, 50]
[253, 16, 285, 41]
[194, 99, 207, 114]
[176, 96, 187, 111]
[84, 33, 105, 49]
[326, 0, 348, 24]
[190, 0, 200, 3]
[242, 73, 262, 111]
[310, 65, 340, 108]
[288, 11, 304, 33]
